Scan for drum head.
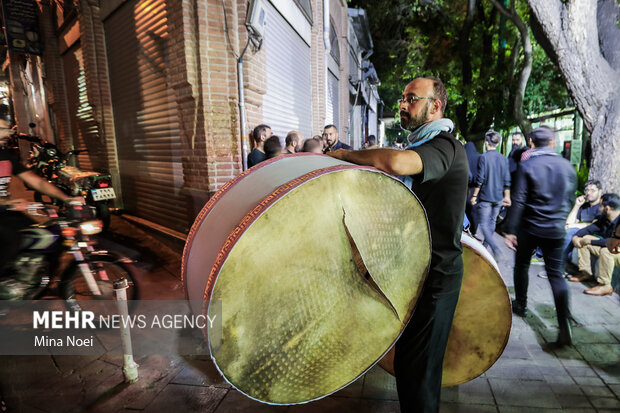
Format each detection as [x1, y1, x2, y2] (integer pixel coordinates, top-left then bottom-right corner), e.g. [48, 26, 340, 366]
[197, 166, 431, 404]
[441, 233, 511, 386]
[378, 232, 511, 387]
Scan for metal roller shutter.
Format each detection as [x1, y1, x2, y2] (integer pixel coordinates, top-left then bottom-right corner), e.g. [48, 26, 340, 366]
[104, 0, 189, 233]
[62, 45, 95, 171]
[263, 1, 313, 140]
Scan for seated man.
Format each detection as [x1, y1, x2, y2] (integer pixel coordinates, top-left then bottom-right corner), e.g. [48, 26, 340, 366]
[566, 180, 603, 229]
[569, 193, 620, 296]
[563, 180, 603, 265]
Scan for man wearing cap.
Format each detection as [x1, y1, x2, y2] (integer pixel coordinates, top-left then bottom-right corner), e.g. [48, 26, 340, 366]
[329, 76, 468, 413]
[503, 126, 576, 345]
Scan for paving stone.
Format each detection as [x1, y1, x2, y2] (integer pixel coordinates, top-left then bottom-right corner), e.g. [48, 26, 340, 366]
[362, 365, 398, 401]
[440, 378, 495, 405]
[87, 354, 184, 412]
[497, 406, 562, 413]
[575, 344, 620, 365]
[572, 326, 618, 344]
[586, 396, 620, 410]
[333, 375, 364, 398]
[573, 376, 605, 386]
[544, 375, 575, 386]
[554, 349, 586, 364]
[593, 365, 620, 385]
[485, 359, 544, 380]
[214, 390, 289, 412]
[171, 356, 230, 388]
[556, 393, 593, 409]
[546, 377, 581, 394]
[537, 365, 569, 376]
[564, 366, 598, 377]
[288, 395, 362, 412]
[358, 399, 401, 413]
[581, 385, 615, 398]
[501, 341, 531, 360]
[488, 378, 560, 408]
[439, 402, 498, 412]
[143, 384, 227, 413]
[609, 384, 620, 399]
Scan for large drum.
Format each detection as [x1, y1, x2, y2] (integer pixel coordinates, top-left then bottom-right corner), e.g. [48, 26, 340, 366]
[183, 154, 431, 404]
[378, 231, 512, 386]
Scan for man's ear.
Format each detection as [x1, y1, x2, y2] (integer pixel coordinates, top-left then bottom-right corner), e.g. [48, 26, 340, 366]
[432, 99, 442, 115]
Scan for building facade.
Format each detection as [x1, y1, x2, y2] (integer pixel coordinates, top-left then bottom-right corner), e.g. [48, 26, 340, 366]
[2, 0, 378, 234]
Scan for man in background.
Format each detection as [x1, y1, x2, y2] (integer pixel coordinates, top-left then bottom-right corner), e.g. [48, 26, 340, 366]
[504, 126, 575, 346]
[322, 125, 352, 153]
[470, 131, 511, 259]
[247, 124, 272, 168]
[284, 131, 303, 154]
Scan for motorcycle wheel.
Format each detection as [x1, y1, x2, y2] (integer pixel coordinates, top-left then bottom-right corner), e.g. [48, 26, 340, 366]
[95, 201, 111, 231]
[61, 257, 139, 301]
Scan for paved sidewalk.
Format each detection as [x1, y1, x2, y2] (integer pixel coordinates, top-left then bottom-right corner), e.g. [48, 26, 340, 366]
[1, 227, 619, 412]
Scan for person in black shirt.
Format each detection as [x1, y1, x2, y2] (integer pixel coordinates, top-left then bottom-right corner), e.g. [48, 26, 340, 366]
[504, 126, 576, 346]
[0, 120, 84, 271]
[470, 131, 511, 258]
[247, 124, 272, 168]
[329, 77, 468, 413]
[569, 193, 620, 296]
[322, 124, 352, 153]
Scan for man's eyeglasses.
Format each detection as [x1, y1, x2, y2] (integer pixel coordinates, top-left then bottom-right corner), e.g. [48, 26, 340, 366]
[398, 96, 435, 105]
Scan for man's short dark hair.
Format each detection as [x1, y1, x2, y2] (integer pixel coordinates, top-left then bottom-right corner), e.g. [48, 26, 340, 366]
[601, 193, 620, 211]
[425, 76, 447, 114]
[252, 124, 271, 143]
[285, 131, 301, 146]
[485, 131, 501, 146]
[264, 136, 282, 159]
[584, 180, 602, 190]
[367, 135, 376, 145]
[528, 126, 555, 147]
[323, 124, 337, 132]
[302, 138, 322, 153]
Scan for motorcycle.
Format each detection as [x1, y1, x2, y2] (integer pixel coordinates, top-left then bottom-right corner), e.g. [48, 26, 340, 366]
[18, 133, 116, 230]
[0, 202, 138, 305]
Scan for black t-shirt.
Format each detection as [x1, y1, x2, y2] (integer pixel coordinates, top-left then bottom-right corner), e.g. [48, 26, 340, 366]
[247, 148, 267, 168]
[0, 149, 27, 200]
[408, 132, 469, 293]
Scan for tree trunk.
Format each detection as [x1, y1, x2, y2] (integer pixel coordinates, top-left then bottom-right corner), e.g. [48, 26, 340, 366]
[489, 0, 532, 136]
[527, 0, 620, 194]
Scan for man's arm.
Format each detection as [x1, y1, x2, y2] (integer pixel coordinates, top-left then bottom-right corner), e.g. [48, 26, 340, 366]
[471, 156, 485, 205]
[566, 196, 586, 226]
[328, 148, 423, 176]
[502, 158, 511, 206]
[503, 166, 527, 250]
[17, 170, 81, 203]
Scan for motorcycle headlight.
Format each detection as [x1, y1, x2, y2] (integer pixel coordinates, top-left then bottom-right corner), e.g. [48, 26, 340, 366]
[79, 220, 103, 235]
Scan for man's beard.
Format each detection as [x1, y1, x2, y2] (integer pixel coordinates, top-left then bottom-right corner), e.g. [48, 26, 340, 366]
[400, 102, 431, 131]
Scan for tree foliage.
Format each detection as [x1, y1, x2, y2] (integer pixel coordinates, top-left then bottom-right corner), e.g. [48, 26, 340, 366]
[349, 0, 570, 141]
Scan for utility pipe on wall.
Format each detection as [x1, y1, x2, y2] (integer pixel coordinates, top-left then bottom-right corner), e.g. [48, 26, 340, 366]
[323, 0, 330, 127]
[238, 38, 251, 171]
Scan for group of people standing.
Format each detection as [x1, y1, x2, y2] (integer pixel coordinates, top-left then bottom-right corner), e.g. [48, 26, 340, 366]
[466, 123, 619, 349]
[245, 124, 353, 168]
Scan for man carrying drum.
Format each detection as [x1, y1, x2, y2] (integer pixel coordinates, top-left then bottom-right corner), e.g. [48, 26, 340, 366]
[329, 76, 468, 413]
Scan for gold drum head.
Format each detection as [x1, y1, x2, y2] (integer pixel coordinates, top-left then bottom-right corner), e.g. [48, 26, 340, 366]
[203, 167, 430, 404]
[378, 232, 511, 387]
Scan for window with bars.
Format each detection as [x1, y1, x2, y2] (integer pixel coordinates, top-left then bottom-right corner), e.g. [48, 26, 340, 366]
[330, 19, 340, 65]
